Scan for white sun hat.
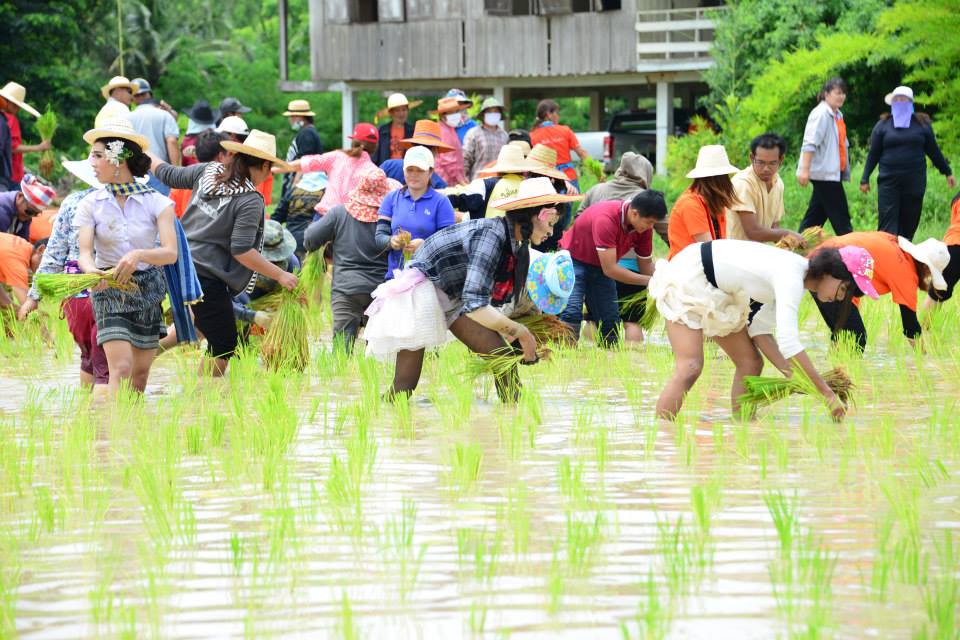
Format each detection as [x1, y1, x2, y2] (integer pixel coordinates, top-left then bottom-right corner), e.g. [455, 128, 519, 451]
[884, 85, 914, 105]
[685, 144, 740, 180]
[216, 115, 250, 136]
[898, 236, 950, 291]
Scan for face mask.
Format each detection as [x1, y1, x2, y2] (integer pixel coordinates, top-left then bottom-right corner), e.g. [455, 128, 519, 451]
[483, 112, 502, 127]
[445, 113, 461, 127]
[291, 120, 303, 131]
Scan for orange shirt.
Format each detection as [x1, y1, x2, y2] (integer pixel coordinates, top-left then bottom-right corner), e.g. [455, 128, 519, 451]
[944, 198, 960, 246]
[257, 174, 273, 206]
[0, 233, 33, 290]
[821, 231, 918, 310]
[390, 123, 406, 160]
[667, 189, 726, 259]
[28, 209, 57, 243]
[170, 188, 191, 218]
[530, 123, 580, 181]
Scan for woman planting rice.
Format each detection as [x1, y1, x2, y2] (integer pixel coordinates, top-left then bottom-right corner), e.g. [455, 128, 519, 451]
[813, 231, 950, 352]
[74, 118, 178, 395]
[925, 191, 960, 311]
[150, 130, 297, 376]
[649, 239, 879, 421]
[363, 177, 581, 401]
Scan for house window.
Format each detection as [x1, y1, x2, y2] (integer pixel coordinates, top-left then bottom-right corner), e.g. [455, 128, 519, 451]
[485, 0, 619, 15]
[356, 0, 379, 22]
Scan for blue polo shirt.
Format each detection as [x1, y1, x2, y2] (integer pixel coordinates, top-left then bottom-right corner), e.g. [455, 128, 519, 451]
[378, 186, 456, 278]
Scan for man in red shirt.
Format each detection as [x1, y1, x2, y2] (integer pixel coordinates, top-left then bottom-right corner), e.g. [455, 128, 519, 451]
[558, 190, 667, 346]
[0, 82, 48, 184]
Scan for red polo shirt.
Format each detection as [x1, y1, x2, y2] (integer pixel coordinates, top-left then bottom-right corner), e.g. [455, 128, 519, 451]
[559, 199, 653, 267]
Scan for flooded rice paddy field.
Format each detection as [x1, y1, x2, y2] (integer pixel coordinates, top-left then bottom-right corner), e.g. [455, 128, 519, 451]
[2, 294, 959, 639]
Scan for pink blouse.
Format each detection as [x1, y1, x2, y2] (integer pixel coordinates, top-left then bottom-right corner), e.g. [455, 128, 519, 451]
[301, 151, 377, 215]
[435, 123, 467, 186]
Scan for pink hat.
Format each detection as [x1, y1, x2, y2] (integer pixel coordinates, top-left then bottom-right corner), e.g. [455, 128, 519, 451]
[20, 174, 56, 210]
[839, 246, 880, 299]
[344, 168, 400, 223]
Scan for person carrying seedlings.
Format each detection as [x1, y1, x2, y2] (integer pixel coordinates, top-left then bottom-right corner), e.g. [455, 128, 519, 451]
[0, 234, 45, 310]
[860, 85, 955, 241]
[729, 133, 806, 248]
[463, 97, 509, 181]
[649, 239, 879, 421]
[378, 119, 454, 190]
[375, 146, 456, 280]
[150, 129, 298, 376]
[363, 177, 582, 401]
[17, 159, 105, 387]
[304, 169, 400, 352]
[74, 118, 178, 395]
[0, 173, 56, 241]
[925, 191, 960, 312]
[0, 82, 50, 186]
[276, 123, 379, 218]
[667, 145, 739, 259]
[812, 231, 950, 353]
[557, 190, 668, 346]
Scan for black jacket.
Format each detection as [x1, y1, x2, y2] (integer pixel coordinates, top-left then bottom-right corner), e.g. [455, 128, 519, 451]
[372, 121, 414, 166]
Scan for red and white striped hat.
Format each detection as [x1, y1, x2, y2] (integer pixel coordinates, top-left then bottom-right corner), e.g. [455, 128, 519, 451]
[20, 174, 56, 210]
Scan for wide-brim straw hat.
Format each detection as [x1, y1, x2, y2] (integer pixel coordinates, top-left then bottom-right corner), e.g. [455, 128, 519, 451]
[432, 97, 463, 116]
[83, 117, 150, 151]
[526, 144, 569, 180]
[491, 176, 583, 211]
[100, 76, 139, 100]
[401, 119, 454, 153]
[478, 145, 534, 178]
[898, 236, 950, 290]
[387, 93, 422, 111]
[507, 140, 531, 157]
[685, 144, 739, 179]
[0, 82, 40, 118]
[221, 129, 291, 170]
[282, 99, 315, 117]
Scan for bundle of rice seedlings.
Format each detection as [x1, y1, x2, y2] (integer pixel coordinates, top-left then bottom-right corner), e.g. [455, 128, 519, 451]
[261, 285, 309, 372]
[581, 157, 606, 184]
[739, 366, 854, 410]
[33, 271, 137, 301]
[619, 289, 660, 331]
[249, 289, 284, 312]
[299, 249, 327, 298]
[464, 346, 551, 379]
[36, 106, 58, 179]
[514, 313, 573, 344]
[775, 225, 832, 254]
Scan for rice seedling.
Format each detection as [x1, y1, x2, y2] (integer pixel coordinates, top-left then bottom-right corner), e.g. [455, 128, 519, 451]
[448, 442, 483, 494]
[336, 591, 361, 640]
[261, 286, 310, 372]
[33, 271, 137, 300]
[565, 511, 604, 575]
[468, 600, 488, 634]
[36, 106, 57, 178]
[917, 531, 959, 640]
[774, 225, 832, 253]
[618, 289, 660, 331]
[380, 498, 428, 600]
[299, 249, 327, 301]
[620, 570, 672, 640]
[545, 544, 564, 615]
[738, 366, 854, 413]
[513, 313, 574, 345]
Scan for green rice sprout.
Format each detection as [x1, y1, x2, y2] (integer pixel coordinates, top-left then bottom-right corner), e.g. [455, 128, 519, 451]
[619, 289, 660, 331]
[775, 225, 832, 254]
[36, 106, 58, 179]
[261, 286, 309, 372]
[33, 271, 138, 301]
[299, 249, 326, 299]
[738, 366, 854, 411]
[581, 157, 606, 184]
[463, 345, 550, 379]
[513, 313, 573, 345]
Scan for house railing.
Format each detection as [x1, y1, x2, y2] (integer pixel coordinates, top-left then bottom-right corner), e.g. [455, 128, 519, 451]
[635, 6, 728, 63]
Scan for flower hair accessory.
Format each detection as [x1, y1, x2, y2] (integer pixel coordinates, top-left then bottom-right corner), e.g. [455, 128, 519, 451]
[104, 140, 132, 166]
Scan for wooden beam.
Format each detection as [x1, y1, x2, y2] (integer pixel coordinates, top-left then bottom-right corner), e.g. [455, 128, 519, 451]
[278, 0, 289, 82]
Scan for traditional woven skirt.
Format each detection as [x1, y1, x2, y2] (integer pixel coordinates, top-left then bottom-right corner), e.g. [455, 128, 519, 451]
[647, 244, 751, 338]
[91, 267, 167, 349]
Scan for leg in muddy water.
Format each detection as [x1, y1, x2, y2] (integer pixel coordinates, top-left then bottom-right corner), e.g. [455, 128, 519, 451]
[714, 328, 764, 419]
[102, 340, 135, 396]
[656, 320, 705, 420]
[130, 347, 158, 393]
[388, 348, 426, 398]
[449, 314, 520, 403]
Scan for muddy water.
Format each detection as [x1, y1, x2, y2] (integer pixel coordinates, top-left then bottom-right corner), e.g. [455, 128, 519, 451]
[3, 318, 960, 639]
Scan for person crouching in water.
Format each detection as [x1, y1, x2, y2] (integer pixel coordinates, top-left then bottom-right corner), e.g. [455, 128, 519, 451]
[363, 177, 582, 401]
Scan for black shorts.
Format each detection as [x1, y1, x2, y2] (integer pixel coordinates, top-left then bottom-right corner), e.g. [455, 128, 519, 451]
[929, 244, 960, 302]
[193, 276, 240, 359]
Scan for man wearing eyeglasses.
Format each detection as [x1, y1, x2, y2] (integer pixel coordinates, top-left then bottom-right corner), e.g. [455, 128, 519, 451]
[0, 174, 56, 241]
[728, 133, 806, 248]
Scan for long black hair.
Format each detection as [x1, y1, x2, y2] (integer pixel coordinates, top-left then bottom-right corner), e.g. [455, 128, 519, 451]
[807, 246, 864, 329]
[504, 206, 540, 304]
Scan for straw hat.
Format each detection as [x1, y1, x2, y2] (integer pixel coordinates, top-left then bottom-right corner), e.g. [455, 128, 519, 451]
[490, 176, 583, 211]
[221, 129, 290, 169]
[387, 93, 422, 111]
[100, 76, 138, 100]
[401, 119, 454, 153]
[434, 97, 462, 116]
[83, 117, 150, 151]
[685, 145, 739, 179]
[0, 82, 40, 118]
[282, 99, 315, 117]
[885, 85, 914, 105]
[478, 145, 532, 178]
[526, 144, 569, 180]
[507, 140, 531, 157]
[898, 236, 950, 290]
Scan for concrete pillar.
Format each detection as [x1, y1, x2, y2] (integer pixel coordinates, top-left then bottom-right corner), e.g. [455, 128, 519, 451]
[493, 86, 512, 129]
[341, 84, 358, 148]
[655, 80, 674, 175]
[588, 90, 602, 131]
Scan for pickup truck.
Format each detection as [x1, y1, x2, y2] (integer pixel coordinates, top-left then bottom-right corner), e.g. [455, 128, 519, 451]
[602, 109, 693, 172]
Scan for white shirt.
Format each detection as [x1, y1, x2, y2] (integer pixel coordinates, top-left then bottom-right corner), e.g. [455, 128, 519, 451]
[709, 239, 809, 358]
[73, 188, 173, 270]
